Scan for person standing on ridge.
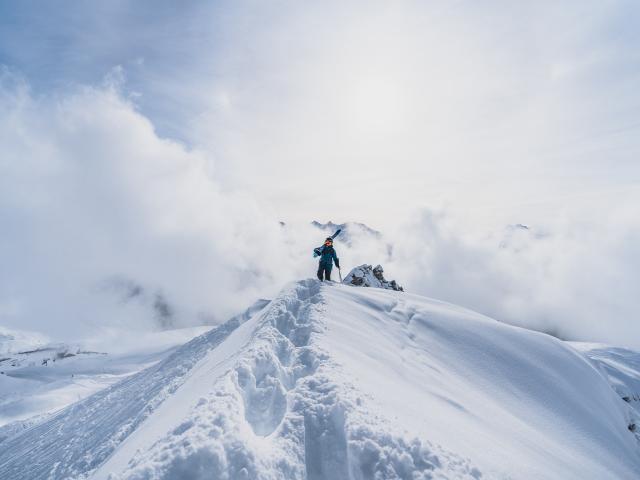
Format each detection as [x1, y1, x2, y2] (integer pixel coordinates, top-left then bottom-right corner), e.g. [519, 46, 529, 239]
[317, 237, 340, 281]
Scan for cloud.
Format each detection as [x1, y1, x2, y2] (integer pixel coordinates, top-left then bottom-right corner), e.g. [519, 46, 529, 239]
[4, 2, 638, 226]
[185, 0, 640, 226]
[1, 70, 638, 349]
[380, 207, 640, 348]
[0, 69, 321, 338]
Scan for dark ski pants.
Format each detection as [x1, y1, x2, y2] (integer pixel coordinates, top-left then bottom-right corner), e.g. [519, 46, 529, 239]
[317, 264, 332, 281]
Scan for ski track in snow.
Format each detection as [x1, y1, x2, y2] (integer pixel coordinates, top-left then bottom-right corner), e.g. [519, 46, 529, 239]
[0, 319, 243, 479]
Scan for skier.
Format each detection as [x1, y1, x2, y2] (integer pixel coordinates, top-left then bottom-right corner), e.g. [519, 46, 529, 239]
[317, 237, 340, 281]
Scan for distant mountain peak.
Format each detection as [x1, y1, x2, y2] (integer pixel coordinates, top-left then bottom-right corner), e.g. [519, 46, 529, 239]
[311, 220, 381, 237]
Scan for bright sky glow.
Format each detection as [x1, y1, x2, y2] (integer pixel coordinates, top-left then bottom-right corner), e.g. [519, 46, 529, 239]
[1, 1, 638, 227]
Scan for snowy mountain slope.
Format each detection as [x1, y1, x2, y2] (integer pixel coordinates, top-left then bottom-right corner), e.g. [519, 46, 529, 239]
[1, 282, 638, 479]
[94, 279, 479, 480]
[571, 343, 640, 417]
[322, 286, 639, 479]
[0, 301, 269, 480]
[0, 326, 212, 432]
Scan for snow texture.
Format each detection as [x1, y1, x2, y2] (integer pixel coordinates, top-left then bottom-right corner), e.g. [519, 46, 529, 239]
[0, 325, 214, 430]
[0, 300, 267, 479]
[97, 280, 476, 480]
[571, 342, 640, 440]
[343, 264, 403, 291]
[0, 281, 639, 479]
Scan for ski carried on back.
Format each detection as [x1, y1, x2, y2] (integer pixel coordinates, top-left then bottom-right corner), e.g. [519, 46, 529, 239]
[313, 229, 341, 257]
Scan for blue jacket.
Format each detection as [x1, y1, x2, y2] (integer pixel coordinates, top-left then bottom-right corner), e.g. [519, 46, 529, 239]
[319, 245, 339, 269]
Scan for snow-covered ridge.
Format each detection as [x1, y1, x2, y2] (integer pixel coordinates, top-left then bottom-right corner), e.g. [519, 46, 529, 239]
[1, 281, 638, 479]
[101, 280, 478, 480]
[571, 342, 640, 434]
[0, 343, 98, 369]
[0, 319, 244, 478]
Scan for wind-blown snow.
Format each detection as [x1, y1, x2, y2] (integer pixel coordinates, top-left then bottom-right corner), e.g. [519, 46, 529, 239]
[0, 281, 638, 479]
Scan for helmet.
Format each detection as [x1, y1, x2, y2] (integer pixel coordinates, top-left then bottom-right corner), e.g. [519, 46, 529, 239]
[324, 237, 333, 244]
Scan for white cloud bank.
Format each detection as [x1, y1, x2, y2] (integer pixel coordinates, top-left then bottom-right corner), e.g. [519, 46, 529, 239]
[385, 209, 640, 347]
[0, 72, 639, 348]
[0, 70, 319, 338]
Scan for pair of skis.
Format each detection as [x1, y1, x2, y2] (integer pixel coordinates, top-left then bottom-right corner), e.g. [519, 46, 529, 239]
[313, 229, 342, 282]
[312, 228, 341, 257]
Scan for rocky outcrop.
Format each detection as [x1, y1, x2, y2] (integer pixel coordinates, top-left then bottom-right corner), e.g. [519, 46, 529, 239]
[343, 264, 403, 291]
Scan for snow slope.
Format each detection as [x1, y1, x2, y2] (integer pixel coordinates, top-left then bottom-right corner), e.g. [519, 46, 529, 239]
[0, 281, 638, 479]
[322, 286, 639, 479]
[571, 342, 640, 418]
[0, 326, 212, 433]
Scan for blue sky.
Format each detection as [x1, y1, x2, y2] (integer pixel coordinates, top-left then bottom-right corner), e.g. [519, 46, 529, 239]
[1, 1, 640, 344]
[0, 1, 222, 138]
